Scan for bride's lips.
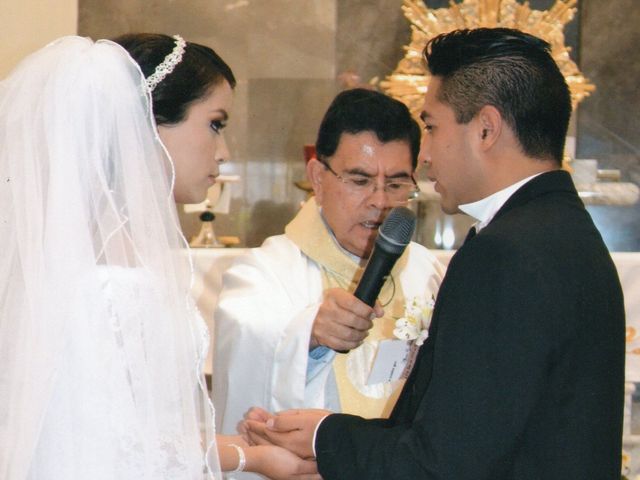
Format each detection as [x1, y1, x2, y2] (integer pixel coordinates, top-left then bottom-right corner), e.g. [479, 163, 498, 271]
[207, 175, 217, 185]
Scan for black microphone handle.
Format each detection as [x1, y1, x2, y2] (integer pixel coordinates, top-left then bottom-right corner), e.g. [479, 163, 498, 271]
[352, 246, 399, 307]
[333, 206, 415, 353]
[334, 245, 401, 353]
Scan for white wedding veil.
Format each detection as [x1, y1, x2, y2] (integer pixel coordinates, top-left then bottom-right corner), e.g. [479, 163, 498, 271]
[0, 37, 221, 479]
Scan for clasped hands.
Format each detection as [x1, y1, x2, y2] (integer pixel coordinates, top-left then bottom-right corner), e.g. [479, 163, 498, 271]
[239, 288, 381, 478]
[240, 406, 331, 478]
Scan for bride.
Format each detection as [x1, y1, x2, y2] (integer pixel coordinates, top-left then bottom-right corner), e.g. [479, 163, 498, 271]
[0, 33, 318, 480]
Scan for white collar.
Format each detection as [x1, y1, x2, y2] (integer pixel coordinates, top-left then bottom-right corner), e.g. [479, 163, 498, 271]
[459, 173, 543, 233]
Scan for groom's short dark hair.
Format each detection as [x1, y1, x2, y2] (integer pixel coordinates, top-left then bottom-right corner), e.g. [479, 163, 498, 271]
[424, 28, 571, 165]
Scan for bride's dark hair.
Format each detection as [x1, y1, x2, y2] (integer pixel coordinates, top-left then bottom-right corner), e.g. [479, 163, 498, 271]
[113, 33, 236, 125]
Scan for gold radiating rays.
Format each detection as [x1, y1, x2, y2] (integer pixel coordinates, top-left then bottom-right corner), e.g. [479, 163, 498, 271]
[380, 0, 595, 118]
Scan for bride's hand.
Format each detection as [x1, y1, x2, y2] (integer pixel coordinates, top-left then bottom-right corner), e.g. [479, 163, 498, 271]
[249, 444, 320, 480]
[238, 407, 274, 445]
[218, 434, 249, 448]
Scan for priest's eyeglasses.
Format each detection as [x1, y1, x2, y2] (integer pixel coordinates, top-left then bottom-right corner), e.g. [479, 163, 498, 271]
[319, 159, 420, 204]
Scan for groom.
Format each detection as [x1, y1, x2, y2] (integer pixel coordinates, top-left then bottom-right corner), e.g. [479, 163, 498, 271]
[244, 28, 625, 479]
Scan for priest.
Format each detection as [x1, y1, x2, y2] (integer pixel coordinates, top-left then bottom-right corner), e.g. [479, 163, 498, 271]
[212, 89, 444, 448]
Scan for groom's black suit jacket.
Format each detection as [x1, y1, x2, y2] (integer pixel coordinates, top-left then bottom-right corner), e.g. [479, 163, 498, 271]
[316, 170, 625, 479]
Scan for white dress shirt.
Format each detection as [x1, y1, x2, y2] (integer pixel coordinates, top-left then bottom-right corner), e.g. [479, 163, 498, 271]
[459, 173, 543, 233]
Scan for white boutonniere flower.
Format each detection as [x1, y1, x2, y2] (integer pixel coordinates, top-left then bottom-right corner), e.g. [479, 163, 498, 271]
[393, 296, 435, 346]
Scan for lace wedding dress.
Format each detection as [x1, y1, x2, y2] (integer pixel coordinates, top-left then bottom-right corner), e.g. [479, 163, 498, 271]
[28, 267, 214, 480]
[0, 37, 221, 479]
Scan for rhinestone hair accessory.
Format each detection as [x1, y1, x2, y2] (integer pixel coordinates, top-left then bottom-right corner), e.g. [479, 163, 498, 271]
[145, 34, 186, 93]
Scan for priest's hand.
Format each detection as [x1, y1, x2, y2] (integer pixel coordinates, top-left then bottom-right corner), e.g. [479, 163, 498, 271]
[245, 409, 331, 460]
[309, 287, 383, 351]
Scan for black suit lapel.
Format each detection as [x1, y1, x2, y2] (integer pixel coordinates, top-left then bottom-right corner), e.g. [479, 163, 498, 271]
[490, 169, 576, 225]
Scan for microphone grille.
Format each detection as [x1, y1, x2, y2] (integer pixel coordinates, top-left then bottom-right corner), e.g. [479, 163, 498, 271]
[378, 206, 416, 251]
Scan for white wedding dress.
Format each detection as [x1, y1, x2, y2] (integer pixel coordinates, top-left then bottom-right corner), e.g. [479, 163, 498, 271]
[28, 267, 212, 480]
[0, 37, 221, 479]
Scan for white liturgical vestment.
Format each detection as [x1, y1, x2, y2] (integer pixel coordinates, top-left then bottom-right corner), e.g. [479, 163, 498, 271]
[213, 200, 443, 444]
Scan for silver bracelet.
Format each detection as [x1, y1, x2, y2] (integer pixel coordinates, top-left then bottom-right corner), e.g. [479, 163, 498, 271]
[228, 443, 246, 472]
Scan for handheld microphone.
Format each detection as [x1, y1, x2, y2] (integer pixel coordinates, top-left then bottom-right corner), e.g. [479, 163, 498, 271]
[354, 206, 416, 305]
[337, 206, 416, 353]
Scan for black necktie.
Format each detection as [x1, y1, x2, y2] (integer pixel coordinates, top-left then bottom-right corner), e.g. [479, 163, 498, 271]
[464, 225, 477, 244]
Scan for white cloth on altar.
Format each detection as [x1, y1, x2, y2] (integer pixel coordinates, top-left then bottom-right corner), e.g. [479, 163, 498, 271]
[212, 234, 443, 436]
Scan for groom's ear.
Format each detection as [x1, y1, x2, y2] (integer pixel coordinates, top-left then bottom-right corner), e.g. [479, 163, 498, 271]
[475, 105, 502, 151]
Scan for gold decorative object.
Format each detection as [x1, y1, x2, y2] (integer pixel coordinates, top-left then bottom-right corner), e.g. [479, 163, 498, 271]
[380, 0, 595, 119]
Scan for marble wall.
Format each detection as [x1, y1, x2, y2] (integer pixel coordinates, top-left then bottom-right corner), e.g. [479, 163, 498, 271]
[577, 0, 640, 251]
[78, 0, 640, 251]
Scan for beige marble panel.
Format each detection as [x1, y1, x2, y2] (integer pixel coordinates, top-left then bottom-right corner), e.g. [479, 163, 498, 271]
[246, 0, 336, 79]
[337, 0, 410, 85]
[578, 0, 640, 251]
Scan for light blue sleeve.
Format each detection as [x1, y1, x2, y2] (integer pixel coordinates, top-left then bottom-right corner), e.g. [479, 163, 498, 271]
[307, 346, 334, 384]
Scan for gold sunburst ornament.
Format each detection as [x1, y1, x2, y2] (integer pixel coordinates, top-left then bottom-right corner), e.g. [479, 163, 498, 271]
[380, 0, 595, 119]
